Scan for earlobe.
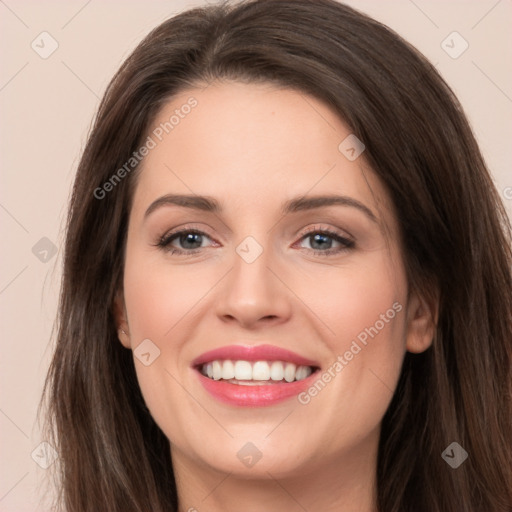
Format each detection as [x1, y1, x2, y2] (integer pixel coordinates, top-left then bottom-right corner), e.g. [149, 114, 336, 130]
[113, 289, 131, 349]
[405, 291, 438, 354]
[117, 328, 131, 349]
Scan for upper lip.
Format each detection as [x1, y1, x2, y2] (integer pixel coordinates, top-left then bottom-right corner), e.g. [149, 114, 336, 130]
[192, 344, 320, 368]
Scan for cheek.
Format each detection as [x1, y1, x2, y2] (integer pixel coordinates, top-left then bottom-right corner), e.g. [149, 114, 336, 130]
[121, 251, 200, 443]
[296, 250, 407, 350]
[122, 252, 215, 342]
[121, 251, 220, 430]
[294, 253, 407, 433]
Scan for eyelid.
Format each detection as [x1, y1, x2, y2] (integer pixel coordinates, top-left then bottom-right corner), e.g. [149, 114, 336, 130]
[156, 223, 217, 247]
[296, 224, 354, 243]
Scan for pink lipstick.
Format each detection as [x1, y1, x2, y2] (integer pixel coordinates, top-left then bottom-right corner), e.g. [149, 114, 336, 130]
[192, 344, 320, 407]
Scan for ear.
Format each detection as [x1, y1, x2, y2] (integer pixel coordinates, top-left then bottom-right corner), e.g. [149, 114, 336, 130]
[113, 288, 131, 349]
[405, 289, 438, 353]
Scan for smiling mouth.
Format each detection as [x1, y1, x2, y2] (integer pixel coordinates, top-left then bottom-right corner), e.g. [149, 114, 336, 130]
[197, 359, 319, 385]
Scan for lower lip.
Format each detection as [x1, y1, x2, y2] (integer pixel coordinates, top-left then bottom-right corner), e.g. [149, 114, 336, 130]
[195, 369, 319, 406]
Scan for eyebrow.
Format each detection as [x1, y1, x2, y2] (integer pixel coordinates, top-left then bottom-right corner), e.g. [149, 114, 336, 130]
[144, 193, 378, 223]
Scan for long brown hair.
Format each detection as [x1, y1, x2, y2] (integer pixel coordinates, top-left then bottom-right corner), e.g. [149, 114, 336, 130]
[39, 0, 512, 510]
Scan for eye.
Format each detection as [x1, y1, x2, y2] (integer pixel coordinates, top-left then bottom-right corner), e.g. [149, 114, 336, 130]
[155, 228, 215, 255]
[154, 225, 355, 257]
[296, 226, 355, 256]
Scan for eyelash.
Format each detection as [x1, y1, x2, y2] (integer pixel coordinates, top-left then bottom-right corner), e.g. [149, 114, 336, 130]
[154, 225, 355, 257]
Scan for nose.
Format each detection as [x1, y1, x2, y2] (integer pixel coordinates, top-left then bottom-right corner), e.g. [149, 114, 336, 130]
[214, 241, 292, 329]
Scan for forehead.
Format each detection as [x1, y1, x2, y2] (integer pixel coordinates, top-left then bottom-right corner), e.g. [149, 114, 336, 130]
[130, 81, 396, 228]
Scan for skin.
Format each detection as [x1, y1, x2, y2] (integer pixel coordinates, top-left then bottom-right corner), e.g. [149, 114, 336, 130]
[114, 81, 436, 512]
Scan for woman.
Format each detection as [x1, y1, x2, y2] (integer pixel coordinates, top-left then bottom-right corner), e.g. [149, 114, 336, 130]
[39, 0, 512, 510]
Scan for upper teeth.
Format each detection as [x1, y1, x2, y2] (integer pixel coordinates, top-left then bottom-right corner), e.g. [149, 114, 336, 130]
[201, 360, 313, 382]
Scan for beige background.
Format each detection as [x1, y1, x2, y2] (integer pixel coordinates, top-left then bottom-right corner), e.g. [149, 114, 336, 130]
[1, 0, 511, 510]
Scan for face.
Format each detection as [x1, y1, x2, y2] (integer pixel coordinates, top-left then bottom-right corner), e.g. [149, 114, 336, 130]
[115, 81, 434, 480]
